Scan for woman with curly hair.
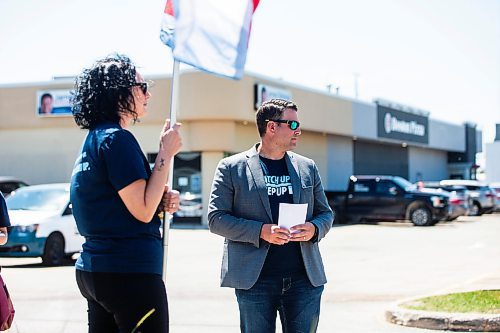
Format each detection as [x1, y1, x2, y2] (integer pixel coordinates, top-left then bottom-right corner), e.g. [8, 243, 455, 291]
[70, 54, 181, 333]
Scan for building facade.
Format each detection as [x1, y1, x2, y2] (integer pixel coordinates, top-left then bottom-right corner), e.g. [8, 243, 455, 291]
[0, 71, 481, 224]
[485, 124, 500, 183]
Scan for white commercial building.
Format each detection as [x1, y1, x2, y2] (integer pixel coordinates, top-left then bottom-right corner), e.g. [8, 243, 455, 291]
[485, 124, 500, 183]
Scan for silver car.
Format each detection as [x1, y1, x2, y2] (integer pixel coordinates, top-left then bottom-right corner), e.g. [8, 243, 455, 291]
[440, 180, 495, 216]
[489, 182, 500, 212]
[419, 182, 471, 220]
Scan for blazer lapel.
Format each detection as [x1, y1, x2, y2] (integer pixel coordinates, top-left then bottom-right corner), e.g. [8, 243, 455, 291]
[285, 153, 301, 204]
[246, 146, 273, 222]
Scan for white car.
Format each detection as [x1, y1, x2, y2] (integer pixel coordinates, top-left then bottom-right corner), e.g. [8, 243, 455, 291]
[1, 183, 83, 266]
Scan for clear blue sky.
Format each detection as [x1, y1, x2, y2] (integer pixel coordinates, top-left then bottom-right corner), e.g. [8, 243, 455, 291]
[1, 0, 499, 144]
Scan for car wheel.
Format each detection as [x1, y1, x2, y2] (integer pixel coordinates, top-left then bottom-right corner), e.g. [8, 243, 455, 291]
[410, 207, 432, 226]
[42, 233, 65, 266]
[469, 202, 482, 216]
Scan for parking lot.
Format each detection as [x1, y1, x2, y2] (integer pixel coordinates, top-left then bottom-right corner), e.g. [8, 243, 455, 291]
[1, 213, 499, 333]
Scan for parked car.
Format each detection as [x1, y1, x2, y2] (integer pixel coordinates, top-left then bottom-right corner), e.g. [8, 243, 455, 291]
[417, 182, 471, 220]
[0, 176, 29, 197]
[489, 182, 500, 212]
[439, 180, 495, 216]
[175, 192, 203, 218]
[326, 175, 449, 226]
[0, 183, 84, 266]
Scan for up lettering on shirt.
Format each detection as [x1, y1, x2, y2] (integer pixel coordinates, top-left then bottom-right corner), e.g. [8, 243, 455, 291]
[264, 175, 294, 197]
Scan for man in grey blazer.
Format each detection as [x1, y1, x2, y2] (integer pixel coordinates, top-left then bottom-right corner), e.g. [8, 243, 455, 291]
[208, 99, 333, 333]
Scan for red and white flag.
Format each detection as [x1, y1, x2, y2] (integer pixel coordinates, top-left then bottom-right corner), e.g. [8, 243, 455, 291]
[159, 0, 175, 48]
[160, 0, 260, 79]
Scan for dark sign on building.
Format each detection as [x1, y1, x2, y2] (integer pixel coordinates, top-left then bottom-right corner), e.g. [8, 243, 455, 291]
[377, 105, 429, 144]
[448, 123, 477, 163]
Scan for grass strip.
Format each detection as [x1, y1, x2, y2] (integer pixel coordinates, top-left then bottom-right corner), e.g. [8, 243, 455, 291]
[402, 290, 500, 314]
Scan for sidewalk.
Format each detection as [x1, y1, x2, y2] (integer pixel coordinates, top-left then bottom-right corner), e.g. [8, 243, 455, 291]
[3, 214, 500, 333]
[386, 270, 500, 332]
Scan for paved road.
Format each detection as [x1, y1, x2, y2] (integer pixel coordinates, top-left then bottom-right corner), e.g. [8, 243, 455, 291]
[1, 213, 499, 333]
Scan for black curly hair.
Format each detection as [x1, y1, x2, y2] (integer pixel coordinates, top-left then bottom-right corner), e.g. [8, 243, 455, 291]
[256, 99, 298, 137]
[71, 54, 140, 129]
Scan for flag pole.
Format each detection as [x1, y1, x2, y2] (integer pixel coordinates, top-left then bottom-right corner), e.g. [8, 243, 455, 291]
[162, 59, 180, 281]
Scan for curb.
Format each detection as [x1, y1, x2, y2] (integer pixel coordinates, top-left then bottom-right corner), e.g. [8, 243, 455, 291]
[386, 306, 500, 332]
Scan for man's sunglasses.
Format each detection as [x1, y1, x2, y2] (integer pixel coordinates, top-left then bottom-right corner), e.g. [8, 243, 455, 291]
[133, 82, 149, 95]
[265, 119, 301, 130]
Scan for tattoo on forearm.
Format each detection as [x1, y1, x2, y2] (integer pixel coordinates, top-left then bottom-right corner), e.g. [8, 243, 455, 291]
[156, 158, 165, 171]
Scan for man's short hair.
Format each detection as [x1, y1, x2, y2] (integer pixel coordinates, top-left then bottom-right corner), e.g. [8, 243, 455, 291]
[255, 99, 298, 137]
[40, 93, 53, 103]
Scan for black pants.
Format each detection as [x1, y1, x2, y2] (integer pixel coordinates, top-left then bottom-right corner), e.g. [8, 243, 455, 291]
[76, 270, 169, 333]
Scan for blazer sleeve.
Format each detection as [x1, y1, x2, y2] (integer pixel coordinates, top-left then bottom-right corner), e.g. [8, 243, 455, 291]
[309, 163, 334, 242]
[208, 158, 264, 248]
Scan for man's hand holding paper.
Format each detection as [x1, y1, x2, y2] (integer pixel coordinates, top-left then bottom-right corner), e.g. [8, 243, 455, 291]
[290, 222, 316, 242]
[278, 203, 316, 241]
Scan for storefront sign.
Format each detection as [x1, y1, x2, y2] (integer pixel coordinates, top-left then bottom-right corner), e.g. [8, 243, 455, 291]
[377, 105, 428, 143]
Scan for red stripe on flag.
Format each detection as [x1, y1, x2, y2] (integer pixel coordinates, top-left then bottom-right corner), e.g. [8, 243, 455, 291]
[252, 0, 260, 12]
[248, 0, 260, 43]
[164, 0, 174, 16]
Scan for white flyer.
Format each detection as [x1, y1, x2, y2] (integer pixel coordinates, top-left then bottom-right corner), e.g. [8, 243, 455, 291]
[278, 203, 308, 231]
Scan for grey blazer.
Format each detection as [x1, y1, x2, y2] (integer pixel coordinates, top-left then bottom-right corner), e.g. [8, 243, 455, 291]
[208, 144, 333, 290]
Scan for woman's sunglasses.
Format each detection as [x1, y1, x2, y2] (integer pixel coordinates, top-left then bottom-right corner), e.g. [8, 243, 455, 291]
[266, 119, 300, 130]
[133, 82, 149, 95]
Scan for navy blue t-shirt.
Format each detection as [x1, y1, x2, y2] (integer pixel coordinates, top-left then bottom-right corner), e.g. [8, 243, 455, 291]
[70, 122, 162, 275]
[0, 193, 11, 227]
[259, 156, 306, 278]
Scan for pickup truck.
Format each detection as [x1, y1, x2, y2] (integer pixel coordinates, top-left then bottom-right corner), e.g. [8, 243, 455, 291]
[325, 175, 449, 226]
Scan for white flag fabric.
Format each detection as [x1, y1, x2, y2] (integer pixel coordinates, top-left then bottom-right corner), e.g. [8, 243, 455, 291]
[161, 0, 259, 80]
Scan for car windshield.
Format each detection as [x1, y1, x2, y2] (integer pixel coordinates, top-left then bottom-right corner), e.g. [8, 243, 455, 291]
[6, 187, 68, 212]
[393, 177, 417, 191]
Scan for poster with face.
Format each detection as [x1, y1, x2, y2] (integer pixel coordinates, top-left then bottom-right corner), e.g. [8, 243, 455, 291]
[254, 84, 292, 110]
[36, 89, 72, 117]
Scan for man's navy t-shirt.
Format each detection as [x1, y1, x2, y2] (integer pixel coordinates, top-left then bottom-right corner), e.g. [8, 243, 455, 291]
[70, 122, 162, 275]
[0, 193, 11, 228]
[259, 156, 306, 277]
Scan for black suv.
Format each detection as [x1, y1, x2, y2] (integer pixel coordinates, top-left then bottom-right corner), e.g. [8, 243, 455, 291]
[326, 175, 449, 226]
